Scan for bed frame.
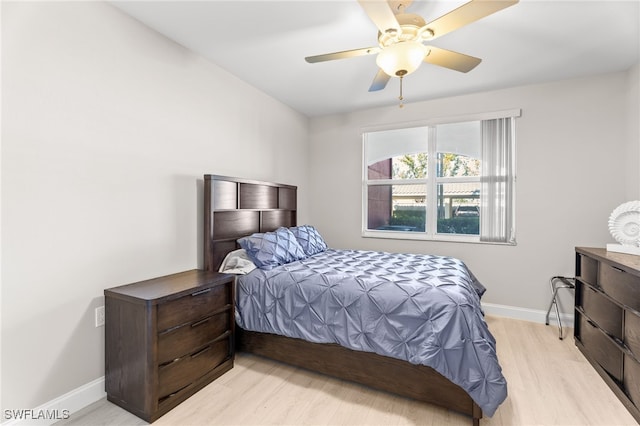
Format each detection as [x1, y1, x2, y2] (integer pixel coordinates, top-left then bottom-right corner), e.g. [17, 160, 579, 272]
[203, 174, 483, 426]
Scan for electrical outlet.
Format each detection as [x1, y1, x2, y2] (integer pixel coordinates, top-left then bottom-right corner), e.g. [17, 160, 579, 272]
[95, 306, 105, 327]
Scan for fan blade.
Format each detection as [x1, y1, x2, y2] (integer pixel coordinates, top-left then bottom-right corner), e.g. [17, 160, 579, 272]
[424, 46, 482, 73]
[369, 69, 391, 91]
[421, 0, 518, 41]
[305, 46, 380, 63]
[357, 0, 401, 35]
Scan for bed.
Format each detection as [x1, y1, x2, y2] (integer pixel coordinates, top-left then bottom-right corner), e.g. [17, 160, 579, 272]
[203, 174, 506, 426]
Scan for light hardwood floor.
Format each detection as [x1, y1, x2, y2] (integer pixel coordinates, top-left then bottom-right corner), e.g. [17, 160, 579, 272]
[59, 316, 637, 425]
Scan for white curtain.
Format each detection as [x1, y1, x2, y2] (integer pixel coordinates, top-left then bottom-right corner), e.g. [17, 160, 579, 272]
[480, 118, 516, 243]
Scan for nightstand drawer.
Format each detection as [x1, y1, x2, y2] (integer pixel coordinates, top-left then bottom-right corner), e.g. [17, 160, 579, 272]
[600, 263, 640, 311]
[158, 311, 231, 364]
[157, 283, 231, 331]
[581, 285, 623, 340]
[578, 313, 623, 381]
[158, 336, 231, 400]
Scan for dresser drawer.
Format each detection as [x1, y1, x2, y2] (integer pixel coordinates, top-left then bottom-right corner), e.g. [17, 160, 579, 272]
[158, 311, 231, 364]
[600, 263, 640, 311]
[626, 311, 640, 359]
[578, 313, 623, 381]
[580, 285, 623, 340]
[157, 283, 231, 331]
[625, 354, 640, 407]
[158, 336, 231, 399]
[579, 254, 599, 287]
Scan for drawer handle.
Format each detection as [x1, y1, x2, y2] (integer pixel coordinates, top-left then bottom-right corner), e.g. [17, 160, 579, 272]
[586, 319, 597, 328]
[610, 266, 624, 273]
[191, 317, 211, 328]
[159, 357, 180, 368]
[159, 384, 190, 403]
[191, 288, 211, 297]
[191, 345, 211, 359]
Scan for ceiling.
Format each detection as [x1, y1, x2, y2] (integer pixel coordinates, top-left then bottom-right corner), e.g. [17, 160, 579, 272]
[111, 0, 640, 118]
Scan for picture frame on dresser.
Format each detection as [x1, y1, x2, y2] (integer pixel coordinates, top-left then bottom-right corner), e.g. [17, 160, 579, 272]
[574, 247, 640, 424]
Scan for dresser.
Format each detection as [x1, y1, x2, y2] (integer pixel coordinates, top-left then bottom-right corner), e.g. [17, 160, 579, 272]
[574, 247, 640, 423]
[105, 270, 235, 422]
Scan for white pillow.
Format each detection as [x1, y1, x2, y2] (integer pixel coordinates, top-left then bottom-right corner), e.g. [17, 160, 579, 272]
[218, 249, 257, 274]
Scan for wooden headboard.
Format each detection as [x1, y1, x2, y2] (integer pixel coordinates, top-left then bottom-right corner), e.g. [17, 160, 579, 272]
[203, 175, 297, 272]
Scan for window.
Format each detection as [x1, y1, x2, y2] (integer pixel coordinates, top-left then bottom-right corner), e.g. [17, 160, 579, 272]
[362, 110, 519, 244]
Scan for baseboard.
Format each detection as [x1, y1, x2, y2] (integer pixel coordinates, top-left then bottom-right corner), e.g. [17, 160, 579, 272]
[1, 377, 106, 426]
[482, 302, 574, 326]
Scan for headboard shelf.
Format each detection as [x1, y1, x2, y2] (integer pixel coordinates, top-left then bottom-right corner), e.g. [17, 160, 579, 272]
[204, 174, 297, 189]
[212, 209, 296, 213]
[204, 175, 298, 272]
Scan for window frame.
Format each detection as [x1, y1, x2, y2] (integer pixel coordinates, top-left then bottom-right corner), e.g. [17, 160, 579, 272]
[361, 109, 520, 244]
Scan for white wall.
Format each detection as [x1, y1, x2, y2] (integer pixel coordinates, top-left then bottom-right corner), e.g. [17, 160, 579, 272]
[308, 70, 637, 315]
[1, 1, 309, 413]
[626, 64, 640, 200]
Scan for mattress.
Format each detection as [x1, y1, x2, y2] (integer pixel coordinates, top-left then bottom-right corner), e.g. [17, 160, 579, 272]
[235, 248, 507, 416]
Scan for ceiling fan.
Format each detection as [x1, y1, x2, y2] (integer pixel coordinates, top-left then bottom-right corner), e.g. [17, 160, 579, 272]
[305, 0, 519, 103]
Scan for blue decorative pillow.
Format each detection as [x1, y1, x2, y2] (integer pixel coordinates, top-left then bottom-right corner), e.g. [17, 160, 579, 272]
[237, 227, 307, 270]
[290, 225, 328, 256]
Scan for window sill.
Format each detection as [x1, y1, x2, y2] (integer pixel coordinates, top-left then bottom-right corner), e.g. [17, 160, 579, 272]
[362, 230, 516, 245]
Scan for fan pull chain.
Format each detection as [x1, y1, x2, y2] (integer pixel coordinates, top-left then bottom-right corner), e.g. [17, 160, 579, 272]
[399, 75, 404, 108]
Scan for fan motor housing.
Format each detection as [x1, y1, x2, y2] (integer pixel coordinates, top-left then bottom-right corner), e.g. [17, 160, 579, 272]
[378, 13, 427, 47]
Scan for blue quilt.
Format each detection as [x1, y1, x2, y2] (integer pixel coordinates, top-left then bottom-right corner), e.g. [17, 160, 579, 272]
[235, 248, 507, 416]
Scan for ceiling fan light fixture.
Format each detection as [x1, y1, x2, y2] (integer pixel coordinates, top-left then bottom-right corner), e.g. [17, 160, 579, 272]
[376, 41, 427, 77]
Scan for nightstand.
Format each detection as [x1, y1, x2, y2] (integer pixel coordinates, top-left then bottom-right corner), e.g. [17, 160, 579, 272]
[105, 270, 235, 422]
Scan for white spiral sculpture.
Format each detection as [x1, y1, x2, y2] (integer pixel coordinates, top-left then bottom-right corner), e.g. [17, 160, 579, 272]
[608, 200, 640, 248]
